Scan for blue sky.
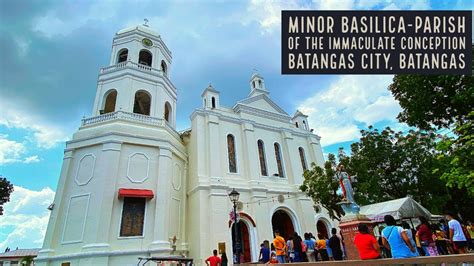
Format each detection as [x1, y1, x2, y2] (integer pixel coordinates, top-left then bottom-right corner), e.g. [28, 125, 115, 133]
[0, 0, 472, 249]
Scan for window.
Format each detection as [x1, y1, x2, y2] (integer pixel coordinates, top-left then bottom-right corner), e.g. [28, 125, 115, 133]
[211, 97, 216, 108]
[257, 140, 268, 176]
[133, 90, 151, 115]
[227, 134, 237, 173]
[299, 147, 307, 171]
[164, 102, 171, 122]
[295, 122, 299, 128]
[258, 80, 262, 88]
[161, 60, 167, 75]
[120, 197, 146, 237]
[274, 143, 284, 177]
[302, 120, 307, 129]
[139, 49, 152, 66]
[103, 89, 117, 114]
[117, 49, 128, 63]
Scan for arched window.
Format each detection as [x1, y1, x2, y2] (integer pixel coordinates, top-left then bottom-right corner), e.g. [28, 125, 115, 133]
[139, 49, 152, 66]
[103, 89, 117, 114]
[227, 134, 237, 173]
[211, 97, 216, 108]
[302, 120, 307, 129]
[161, 60, 167, 75]
[299, 147, 307, 171]
[164, 102, 171, 122]
[133, 90, 151, 115]
[274, 143, 284, 177]
[295, 122, 299, 128]
[258, 80, 262, 88]
[117, 49, 128, 63]
[257, 140, 268, 176]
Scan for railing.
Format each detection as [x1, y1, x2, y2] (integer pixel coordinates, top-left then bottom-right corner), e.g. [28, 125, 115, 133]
[81, 111, 164, 127]
[100, 60, 162, 76]
[240, 253, 474, 266]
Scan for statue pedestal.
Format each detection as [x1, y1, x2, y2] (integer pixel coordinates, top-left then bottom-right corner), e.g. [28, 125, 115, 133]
[338, 214, 374, 260]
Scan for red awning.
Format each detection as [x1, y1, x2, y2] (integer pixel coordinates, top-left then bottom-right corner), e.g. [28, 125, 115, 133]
[118, 188, 154, 199]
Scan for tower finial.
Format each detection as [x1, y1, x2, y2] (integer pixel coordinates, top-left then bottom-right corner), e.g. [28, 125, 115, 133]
[143, 18, 149, 27]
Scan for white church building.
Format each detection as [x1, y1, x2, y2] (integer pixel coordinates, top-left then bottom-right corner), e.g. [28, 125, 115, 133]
[36, 25, 336, 266]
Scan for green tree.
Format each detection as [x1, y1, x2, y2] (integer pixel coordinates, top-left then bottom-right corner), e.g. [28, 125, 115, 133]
[0, 176, 14, 215]
[389, 75, 473, 130]
[389, 74, 474, 198]
[20, 256, 34, 266]
[341, 126, 450, 214]
[300, 154, 343, 220]
[434, 111, 474, 196]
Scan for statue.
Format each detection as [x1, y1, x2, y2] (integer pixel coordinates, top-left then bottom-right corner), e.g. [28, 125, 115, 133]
[336, 164, 360, 215]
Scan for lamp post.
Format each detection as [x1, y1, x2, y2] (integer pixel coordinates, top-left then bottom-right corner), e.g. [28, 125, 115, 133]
[228, 188, 240, 264]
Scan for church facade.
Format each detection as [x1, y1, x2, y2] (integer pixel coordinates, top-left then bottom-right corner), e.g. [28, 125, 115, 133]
[36, 25, 336, 266]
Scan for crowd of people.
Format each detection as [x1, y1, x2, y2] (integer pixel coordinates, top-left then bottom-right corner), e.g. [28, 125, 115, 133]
[258, 229, 346, 263]
[370, 212, 473, 259]
[206, 212, 473, 265]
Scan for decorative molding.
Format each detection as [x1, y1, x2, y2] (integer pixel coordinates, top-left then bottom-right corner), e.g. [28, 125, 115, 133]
[74, 153, 96, 186]
[172, 163, 182, 191]
[236, 93, 289, 115]
[61, 193, 91, 244]
[126, 152, 150, 183]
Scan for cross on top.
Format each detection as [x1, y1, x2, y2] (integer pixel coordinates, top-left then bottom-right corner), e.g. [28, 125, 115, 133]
[143, 18, 149, 27]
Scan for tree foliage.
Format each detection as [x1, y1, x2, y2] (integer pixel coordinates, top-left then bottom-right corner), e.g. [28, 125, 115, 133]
[0, 176, 14, 215]
[300, 154, 343, 220]
[300, 126, 458, 219]
[389, 75, 473, 130]
[434, 111, 474, 196]
[389, 74, 474, 195]
[340, 126, 450, 214]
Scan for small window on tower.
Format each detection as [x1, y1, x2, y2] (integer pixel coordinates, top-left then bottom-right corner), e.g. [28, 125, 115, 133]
[161, 60, 167, 75]
[164, 102, 171, 122]
[119, 197, 146, 237]
[295, 122, 299, 128]
[103, 89, 117, 114]
[211, 97, 216, 109]
[302, 120, 307, 129]
[139, 49, 152, 66]
[133, 90, 151, 116]
[117, 49, 128, 63]
[258, 80, 262, 88]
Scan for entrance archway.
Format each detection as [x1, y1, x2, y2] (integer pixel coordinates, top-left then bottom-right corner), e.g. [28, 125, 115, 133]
[231, 221, 252, 263]
[271, 210, 295, 240]
[316, 220, 329, 239]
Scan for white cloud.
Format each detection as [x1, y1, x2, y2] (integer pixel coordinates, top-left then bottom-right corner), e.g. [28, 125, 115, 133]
[0, 97, 69, 149]
[24, 155, 41, 164]
[32, 0, 120, 38]
[298, 75, 401, 146]
[0, 135, 25, 164]
[0, 186, 55, 249]
[245, 0, 431, 34]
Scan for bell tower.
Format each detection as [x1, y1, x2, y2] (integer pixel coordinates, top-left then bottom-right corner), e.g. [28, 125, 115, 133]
[91, 23, 176, 127]
[37, 25, 187, 266]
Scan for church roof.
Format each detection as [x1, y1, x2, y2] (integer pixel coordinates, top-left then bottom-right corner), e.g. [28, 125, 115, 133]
[292, 110, 308, 118]
[0, 248, 40, 258]
[116, 25, 159, 37]
[234, 93, 289, 117]
[201, 84, 220, 97]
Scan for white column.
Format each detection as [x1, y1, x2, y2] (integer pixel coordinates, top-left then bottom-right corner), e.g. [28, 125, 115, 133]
[207, 114, 221, 178]
[242, 123, 259, 180]
[37, 149, 74, 259]
[150, 147, 173, 250]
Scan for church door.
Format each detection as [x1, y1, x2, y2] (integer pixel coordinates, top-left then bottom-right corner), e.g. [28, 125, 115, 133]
[232, 221, 252, 262]
[317, 220, 329, 239]
[271, 210, 295, 240]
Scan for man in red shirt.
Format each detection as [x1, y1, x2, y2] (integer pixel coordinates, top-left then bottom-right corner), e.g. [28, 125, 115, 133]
[205, 250, 222, 266]
[354, 224, 381, 260]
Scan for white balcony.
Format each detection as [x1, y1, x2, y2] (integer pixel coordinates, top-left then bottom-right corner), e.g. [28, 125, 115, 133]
[80, 111, 179, 138]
